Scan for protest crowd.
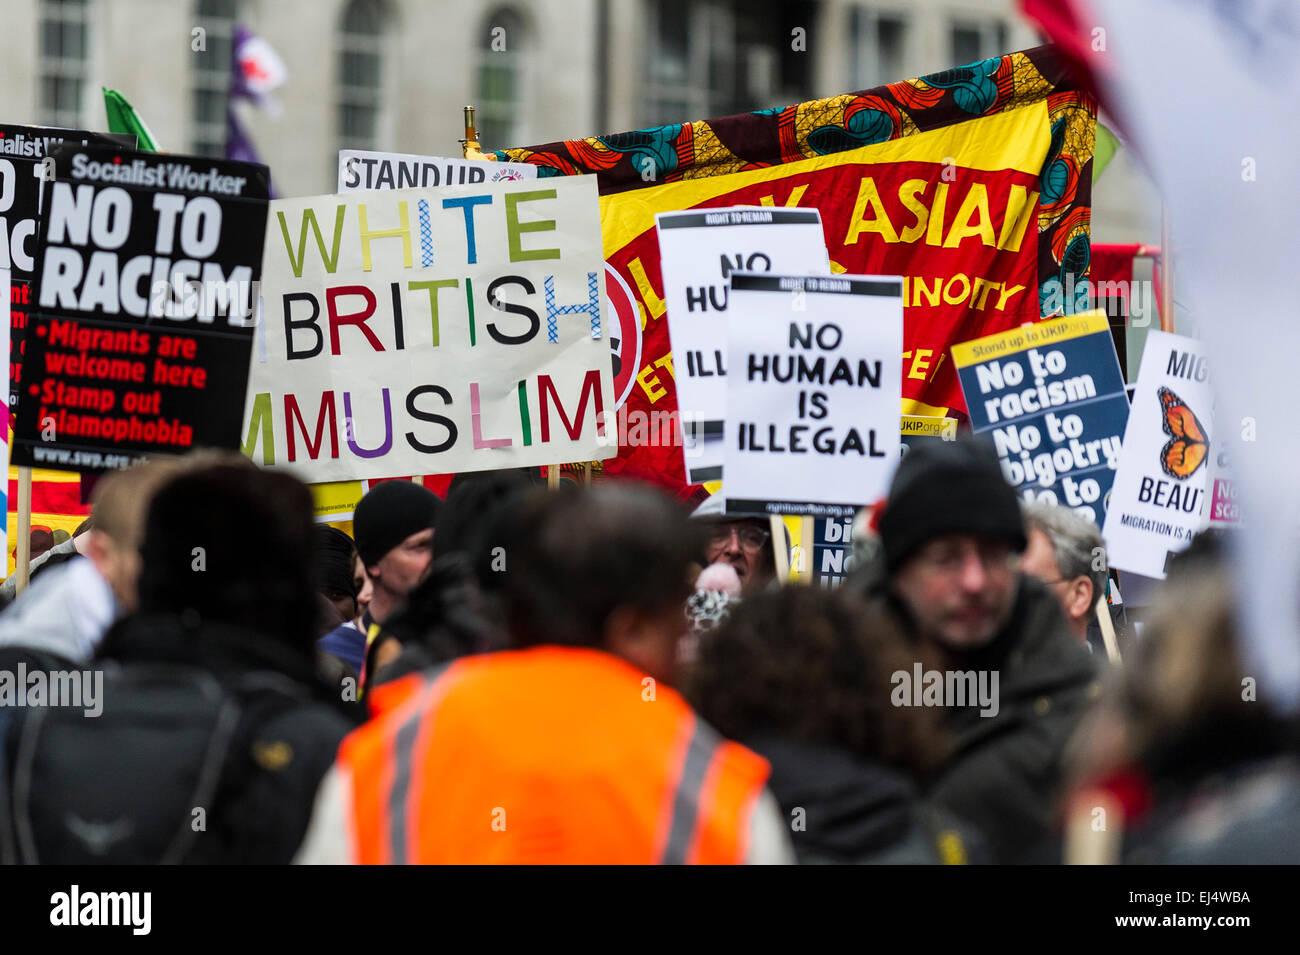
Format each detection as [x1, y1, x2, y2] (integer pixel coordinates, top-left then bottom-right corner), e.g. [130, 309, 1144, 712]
[0, 438, 1294, 865]
[0, 2, 1296, 873]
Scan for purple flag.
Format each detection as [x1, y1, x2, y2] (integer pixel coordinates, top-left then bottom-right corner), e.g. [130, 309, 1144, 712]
[224, 26, 287, 191]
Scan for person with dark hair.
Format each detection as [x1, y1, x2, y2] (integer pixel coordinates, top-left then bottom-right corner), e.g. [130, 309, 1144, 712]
[845, 437, 1100, 863]
[688, 586, 980, 863]
[1, 455, 358, 864]
[297, 484, 791, 864]
[496, 485, 704, 676]
[435, 468, 539, 561]
[314, 525, 360, 625]
[313, 526, 370, 676]
[129, 461, 322, 650]
[28, 528, 55, 563]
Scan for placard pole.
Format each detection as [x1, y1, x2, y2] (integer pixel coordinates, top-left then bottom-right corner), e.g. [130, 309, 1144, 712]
[799, 516, 813, 581]
[14, 466, 32, 595]
[1160, 205, 1174, 333]
[771, 515, 790, 583]
[1096, 593, 1122, 665]
[461, 105, 491, 161]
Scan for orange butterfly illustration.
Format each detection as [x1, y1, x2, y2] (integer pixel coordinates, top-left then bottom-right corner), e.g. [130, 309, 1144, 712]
[1158, 386, 1209, 480]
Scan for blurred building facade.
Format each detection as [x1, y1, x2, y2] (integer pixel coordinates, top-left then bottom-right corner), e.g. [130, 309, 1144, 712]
[0, 0, 1155, 241]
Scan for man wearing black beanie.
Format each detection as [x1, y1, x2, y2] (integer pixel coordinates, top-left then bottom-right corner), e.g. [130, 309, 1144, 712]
[847, 436, 1099, 863]
[353, 480, 441, 628]
[877, 437, 1028, 648]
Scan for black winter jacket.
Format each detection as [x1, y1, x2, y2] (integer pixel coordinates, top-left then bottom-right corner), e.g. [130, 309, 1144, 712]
[746, 735, 986, 864]
[2, 613, 358, 864]
[847, 556, 1101, 863]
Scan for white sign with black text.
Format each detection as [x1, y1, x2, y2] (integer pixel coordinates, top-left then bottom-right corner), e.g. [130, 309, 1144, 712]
[724, 273, 902, 517]
[654, 207, 829, 483]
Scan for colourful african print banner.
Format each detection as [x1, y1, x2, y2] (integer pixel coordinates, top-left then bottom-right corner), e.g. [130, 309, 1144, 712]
[498, 45, 1096, 495]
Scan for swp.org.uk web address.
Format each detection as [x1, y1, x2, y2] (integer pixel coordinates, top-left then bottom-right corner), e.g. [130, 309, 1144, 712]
[30, 447, 142, 469]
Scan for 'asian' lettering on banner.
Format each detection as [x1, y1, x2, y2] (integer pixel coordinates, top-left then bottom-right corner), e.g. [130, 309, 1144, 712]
[244, 175, 617, 482]
[954, 311, 1129, 526]
[724, 273, 902, 518]
[11, 145, 269, 471]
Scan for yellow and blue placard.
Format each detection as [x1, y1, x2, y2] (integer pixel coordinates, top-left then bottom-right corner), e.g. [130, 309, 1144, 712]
[954, 311, 1128, 527]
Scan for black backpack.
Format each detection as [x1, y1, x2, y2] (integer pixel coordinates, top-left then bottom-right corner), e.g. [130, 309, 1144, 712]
[0, 662, 316, 864]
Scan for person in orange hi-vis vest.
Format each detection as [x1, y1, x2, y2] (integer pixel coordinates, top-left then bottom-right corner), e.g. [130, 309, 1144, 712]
[295, 484, 792, 864]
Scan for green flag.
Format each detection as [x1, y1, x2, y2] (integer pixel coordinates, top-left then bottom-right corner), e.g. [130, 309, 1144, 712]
[1092, 122, 1119, 184]
[102, 87, 159, 152]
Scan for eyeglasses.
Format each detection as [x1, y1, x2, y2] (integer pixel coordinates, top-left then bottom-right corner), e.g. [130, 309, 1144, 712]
[706, 524, 771, 553]
[913, 540, 1018, 576]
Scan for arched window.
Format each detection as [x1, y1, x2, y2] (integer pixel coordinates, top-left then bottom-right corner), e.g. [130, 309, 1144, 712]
[192, 0, 240, 156]
[39, 0, 91, 128]
[477, 8, 529, 149]
[338, 0, 390, 150]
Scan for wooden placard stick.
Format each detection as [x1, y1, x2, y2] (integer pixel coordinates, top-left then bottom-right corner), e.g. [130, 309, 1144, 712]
[1096, 593, 1122, 665]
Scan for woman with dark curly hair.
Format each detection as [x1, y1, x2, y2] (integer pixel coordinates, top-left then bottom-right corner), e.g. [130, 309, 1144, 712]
[687, 585, 985, 863]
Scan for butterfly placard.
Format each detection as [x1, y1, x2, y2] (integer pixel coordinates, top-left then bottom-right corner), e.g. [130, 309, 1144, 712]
[1157, 386, 1209, 480]
[1102, 331, 1215, 579]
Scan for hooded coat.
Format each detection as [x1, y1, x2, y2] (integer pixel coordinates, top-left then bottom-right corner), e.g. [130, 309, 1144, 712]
[746, 735, 983, 864]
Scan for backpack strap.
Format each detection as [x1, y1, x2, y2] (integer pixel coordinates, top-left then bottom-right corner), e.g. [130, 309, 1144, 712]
[0, 650, 90, 864]
[0, 705, 19, 866]
[158, 691, 242, 865]
[9, 664, 241, 865]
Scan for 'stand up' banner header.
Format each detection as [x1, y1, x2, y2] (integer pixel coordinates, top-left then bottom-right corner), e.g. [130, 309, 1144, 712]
[244, 175, 617, 482]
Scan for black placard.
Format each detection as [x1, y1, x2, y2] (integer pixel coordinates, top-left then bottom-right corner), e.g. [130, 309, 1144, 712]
[11, 144, 269, 471]
[0, 125, 136, 411]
